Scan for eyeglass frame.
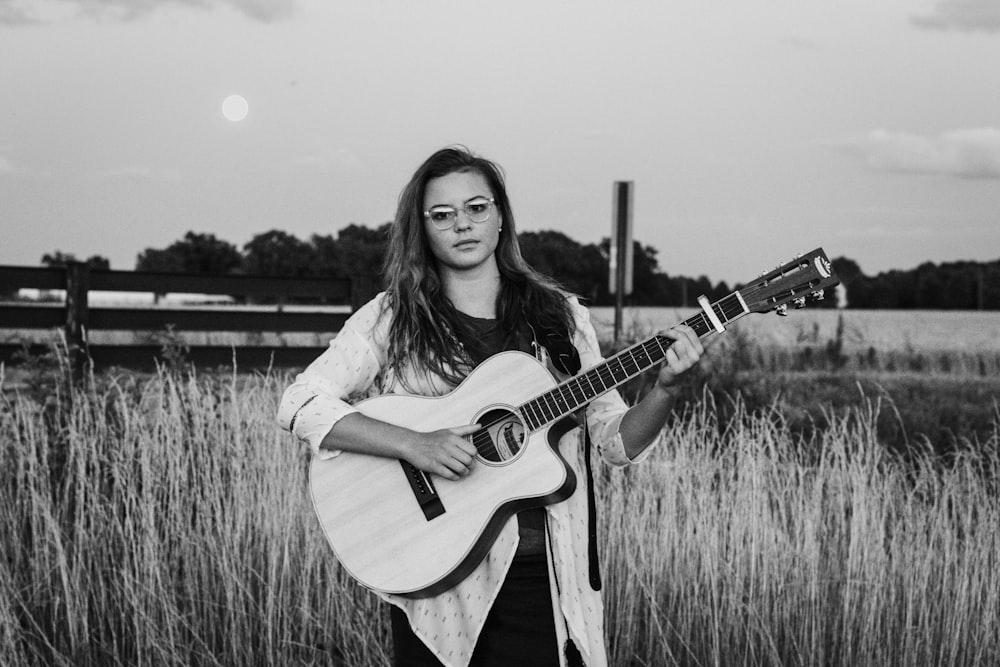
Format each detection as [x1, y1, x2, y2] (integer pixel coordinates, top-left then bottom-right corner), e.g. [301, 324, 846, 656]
[422, 197, 496, 231]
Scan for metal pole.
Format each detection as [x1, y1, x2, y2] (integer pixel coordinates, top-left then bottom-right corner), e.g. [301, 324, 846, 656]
[610, 181, 633, 343]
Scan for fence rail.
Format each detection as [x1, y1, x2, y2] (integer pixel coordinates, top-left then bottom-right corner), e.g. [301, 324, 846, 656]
[0, 262, 377, 377]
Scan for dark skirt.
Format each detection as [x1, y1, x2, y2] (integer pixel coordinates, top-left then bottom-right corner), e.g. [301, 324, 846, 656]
[391, 553, 560, 667]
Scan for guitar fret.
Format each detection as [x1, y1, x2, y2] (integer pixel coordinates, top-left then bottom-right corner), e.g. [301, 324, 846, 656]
[712, 301, 727, 327]
[553, 387, 569, 413]
[545, 395, 560, 420]
[621, 357, 634, 378]
[538, 396, 554, 422]
[533, 399, 548, 427]
[653, 335, 669, 358]
[723, 293, 748, 320]
[522, 401, 541, 430]
[691, 313, 711, 338]
[566, 380, 583, 411]
[626, 350, 642, 375]
[602, 364, 615, 385]
[717, 295, 735, 322]
[633, 345, 649, 366]
[563, 383, 577, 409]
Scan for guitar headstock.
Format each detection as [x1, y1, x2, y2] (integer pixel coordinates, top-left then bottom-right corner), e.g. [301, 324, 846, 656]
[740, 248, 839, 315]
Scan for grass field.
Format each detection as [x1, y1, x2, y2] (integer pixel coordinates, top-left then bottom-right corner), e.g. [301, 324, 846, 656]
[600, 309, 1000, 452]
[2, 313, 999, 666]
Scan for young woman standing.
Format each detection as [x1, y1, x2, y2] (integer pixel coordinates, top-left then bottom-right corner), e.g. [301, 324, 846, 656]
[277, 146, 704, 666]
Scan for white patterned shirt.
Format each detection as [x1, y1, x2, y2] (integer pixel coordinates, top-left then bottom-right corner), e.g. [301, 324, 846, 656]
[276, 293, 657, 667]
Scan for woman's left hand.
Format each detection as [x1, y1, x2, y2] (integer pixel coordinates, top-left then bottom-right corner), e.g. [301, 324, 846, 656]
[654, 325, 704, 389]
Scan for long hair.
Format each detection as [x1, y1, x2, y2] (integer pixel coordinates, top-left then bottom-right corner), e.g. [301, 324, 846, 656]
[381, 145, 576, 386]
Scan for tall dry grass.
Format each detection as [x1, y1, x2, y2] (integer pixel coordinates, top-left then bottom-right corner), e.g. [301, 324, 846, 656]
[601, 395, 1000, 665]
[2, 367, 998, 665]
[1, 369, 387, 666]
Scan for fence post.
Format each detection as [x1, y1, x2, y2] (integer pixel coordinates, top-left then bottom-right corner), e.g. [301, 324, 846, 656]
[64, 260, 90, 382]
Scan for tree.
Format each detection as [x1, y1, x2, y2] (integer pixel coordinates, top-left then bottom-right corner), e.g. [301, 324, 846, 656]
[519, 231, 606, 302]
[827, 256, 863, 309]
[41, 251, 110, 270]
[242, 230, 316, 277]
[136, 232, 242, 274]
[310, 223, 391, 280]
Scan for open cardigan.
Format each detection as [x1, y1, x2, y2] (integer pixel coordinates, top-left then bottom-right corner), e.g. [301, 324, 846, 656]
[276, 292, 660, 667]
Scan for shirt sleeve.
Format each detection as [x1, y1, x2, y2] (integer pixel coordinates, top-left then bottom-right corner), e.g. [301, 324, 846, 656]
[568, 298, 657, 466]
[275, 294, 389, 458]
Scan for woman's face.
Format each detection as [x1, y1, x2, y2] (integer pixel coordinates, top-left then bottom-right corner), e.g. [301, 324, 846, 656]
[422, 170, 502, 276]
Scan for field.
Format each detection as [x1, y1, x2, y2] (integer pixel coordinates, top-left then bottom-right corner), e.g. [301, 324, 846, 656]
[595, 308, 1000, 452]
[2, 309, 999, 666]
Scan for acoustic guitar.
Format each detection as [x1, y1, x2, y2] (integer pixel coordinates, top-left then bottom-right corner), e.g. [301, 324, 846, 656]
[309, 248, 839, 598]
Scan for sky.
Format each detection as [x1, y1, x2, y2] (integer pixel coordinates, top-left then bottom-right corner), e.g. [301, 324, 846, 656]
[1, 0, 999, 287]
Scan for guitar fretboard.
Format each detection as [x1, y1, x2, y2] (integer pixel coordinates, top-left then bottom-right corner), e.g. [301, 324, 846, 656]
[519, 291, 750, 431]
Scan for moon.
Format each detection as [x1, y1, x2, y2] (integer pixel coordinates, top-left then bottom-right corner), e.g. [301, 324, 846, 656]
[222, 94, 249, 122]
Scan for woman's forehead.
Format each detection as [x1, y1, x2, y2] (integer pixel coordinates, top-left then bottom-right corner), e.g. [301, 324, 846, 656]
[424, 170, 492, 206]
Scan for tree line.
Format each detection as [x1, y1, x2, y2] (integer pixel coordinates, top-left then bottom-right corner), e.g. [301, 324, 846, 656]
[128, 227, 734, 306]
[22, 226, 1000, 310]
[833, 257, 1000, 310]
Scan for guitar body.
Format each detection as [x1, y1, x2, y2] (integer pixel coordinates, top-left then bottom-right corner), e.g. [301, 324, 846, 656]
[309, 351, 577, 598]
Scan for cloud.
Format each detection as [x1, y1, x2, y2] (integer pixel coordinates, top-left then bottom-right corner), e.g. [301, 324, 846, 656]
[0, 0, 294, 24]
[911, 0, 1000, 32]
[0, 155, 13, 175]
[839, 128, 1000, 179]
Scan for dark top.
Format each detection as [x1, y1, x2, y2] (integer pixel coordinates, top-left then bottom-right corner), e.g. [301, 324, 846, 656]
[452, 310, 546, 556]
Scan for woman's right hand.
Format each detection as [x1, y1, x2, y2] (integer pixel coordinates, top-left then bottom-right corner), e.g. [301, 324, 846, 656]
[403, 424, 481, 481]
[321, 413, 481, 481]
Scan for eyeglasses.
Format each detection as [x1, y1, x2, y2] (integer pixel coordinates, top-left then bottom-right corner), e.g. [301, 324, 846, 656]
[423, 197, 495, 231]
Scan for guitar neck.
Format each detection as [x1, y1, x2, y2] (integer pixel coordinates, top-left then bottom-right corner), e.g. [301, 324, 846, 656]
[519, 291, 751, 431]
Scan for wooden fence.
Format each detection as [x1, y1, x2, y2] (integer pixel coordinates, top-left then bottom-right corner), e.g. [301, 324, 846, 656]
[0, 262, 379, 378]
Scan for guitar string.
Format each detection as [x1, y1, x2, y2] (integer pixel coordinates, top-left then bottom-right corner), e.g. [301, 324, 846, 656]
[468, 308, 712, 454]
[526, 294, 755, 427]
[466, 289, 766, 458]
[409, 267, 826, 464]
[518, 271, 828, 438]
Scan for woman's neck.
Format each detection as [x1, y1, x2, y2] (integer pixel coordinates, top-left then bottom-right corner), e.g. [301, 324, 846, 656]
[442, 266, 502, 319]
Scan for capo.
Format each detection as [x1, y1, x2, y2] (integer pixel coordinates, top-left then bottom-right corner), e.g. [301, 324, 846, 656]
[697, 295, 725, 334]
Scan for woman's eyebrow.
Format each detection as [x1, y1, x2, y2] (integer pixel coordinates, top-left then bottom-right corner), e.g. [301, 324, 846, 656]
[428, 194, 490, 208]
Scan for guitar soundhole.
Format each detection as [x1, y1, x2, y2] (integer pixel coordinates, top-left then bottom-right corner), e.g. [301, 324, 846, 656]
[474, 408, 526, 464]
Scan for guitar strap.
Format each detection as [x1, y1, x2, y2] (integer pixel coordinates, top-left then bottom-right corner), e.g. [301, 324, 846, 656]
[527, 317, 602, 592]
[583, 425, 602, 591]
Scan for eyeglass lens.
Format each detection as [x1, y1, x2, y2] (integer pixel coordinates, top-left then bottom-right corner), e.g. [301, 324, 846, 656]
[426, 198, 493, 229]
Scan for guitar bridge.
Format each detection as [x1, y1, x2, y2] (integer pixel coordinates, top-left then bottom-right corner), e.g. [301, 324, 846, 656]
[400, 461, 445, 520]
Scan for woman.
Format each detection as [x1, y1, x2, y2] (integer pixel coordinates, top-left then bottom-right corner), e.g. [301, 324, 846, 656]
[277, 146, 704, 666]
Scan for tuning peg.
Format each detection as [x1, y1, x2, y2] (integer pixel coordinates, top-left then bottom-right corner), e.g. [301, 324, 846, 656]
[775, 304, 788, 316]
[811, 290, 825, 301]
[793, 297, 807, 309]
